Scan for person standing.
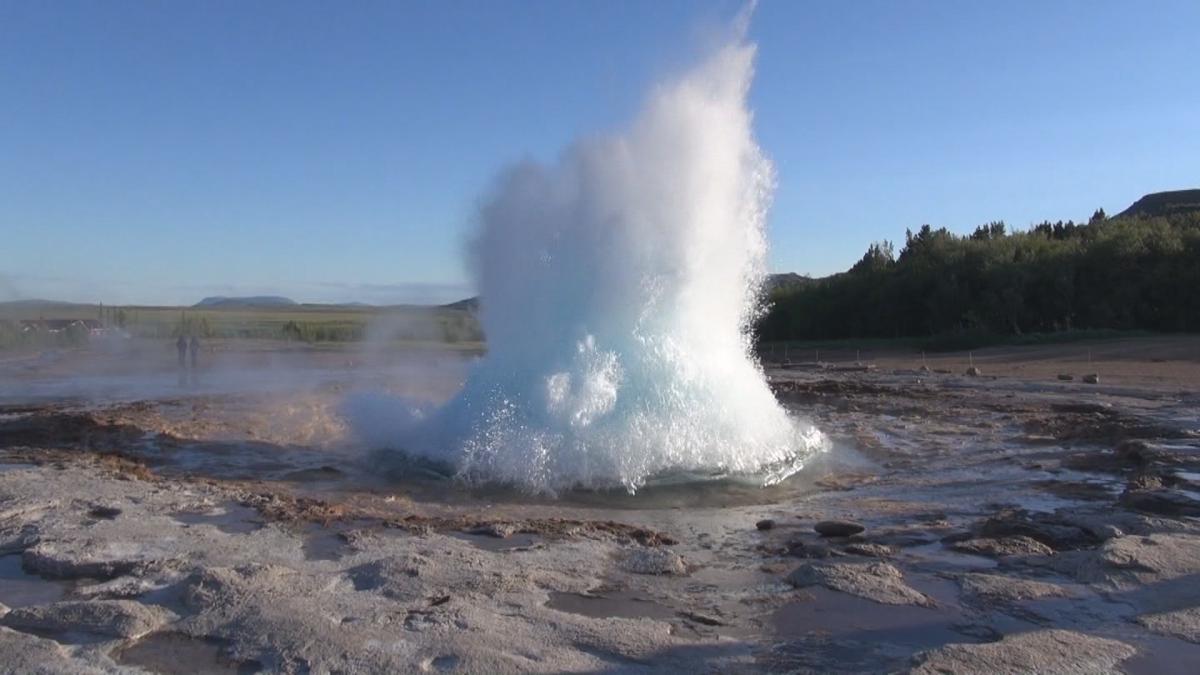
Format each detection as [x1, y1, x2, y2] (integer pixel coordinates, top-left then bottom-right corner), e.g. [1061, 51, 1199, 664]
[189, 335, 201, 371]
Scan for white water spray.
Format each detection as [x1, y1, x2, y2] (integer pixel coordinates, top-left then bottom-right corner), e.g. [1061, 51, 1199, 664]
[351, 19, 826, 493]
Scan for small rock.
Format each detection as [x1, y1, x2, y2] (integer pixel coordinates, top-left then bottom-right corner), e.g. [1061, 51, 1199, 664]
[755, 519, 775, 531]
[22, 540, 180, 580]
[814, 520, 865, 537]
[952, 536, 1054, 558]
[1119, 489, 1200, 517]
[1, 600, 176, 639]
[87, 505, 122, 520]
[1057, 374, 1074, 381]
[842, 543, 894, 558]
[677, 610, 725, 626]
[911, 629, 1135, 674]
[1138, 607, 1200, 644]
[0, 627, 88, 674]
[956, 573, 1072, 603]
[465, 522, 517, 538]
[621, 547, 687, 576]
[965, 366, 982, 377]
[786, 560, 932, 606]
[786, 540, 837, 559]
[1115, 440, 1158, 467]
[1083, 373, 1100, 384]
[0, 602, 8, 617]
[977, 509, 1098, 550]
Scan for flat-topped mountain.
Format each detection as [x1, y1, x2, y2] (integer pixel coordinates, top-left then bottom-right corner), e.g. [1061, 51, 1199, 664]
[1117, 189, 1200, 218]
[194, 296, 297, 308]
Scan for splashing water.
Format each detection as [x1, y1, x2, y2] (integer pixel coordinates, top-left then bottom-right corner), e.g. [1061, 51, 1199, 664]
[351, 22, 826, 493]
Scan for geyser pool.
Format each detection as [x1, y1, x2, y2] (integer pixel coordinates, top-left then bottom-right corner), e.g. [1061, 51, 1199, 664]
[349, 22, 827, 493]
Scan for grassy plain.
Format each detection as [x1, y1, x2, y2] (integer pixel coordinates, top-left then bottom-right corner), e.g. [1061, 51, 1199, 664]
[0, 301, 482, 349]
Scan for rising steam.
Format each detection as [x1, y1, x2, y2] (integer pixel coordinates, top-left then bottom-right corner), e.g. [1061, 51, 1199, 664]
[348, 17, 826, 493]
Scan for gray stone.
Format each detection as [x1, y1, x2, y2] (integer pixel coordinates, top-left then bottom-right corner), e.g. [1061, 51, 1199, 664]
[1138, 607, 1200, 644]
[910, 629, 1135, 674]
[755, 519, 775, 531]
[1083, 373, 1101, 384]
[957, 573, 1072, 603]
[621, 547, 687, 575]
[22, 540, 179, 580]
[2, 599, 176, 639]
[952, 536, 1054, 558]
[786, 561, 932, 606]
[842, 542, 894, 558]
[1120, 489, 1200, 517]
[465, 522, 517, 538]
[1076, 533, 1200, 589]
[0, 626, 109, 674]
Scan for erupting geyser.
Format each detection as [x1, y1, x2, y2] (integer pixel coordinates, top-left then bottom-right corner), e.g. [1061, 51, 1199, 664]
[353, 20, 826, 493]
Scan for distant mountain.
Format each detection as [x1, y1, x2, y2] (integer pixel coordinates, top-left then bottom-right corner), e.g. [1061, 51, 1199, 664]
[764, 273, 819, 293]
[442, 297, 480, 312]
[0, 299, 88, 308]
[1117, 189, 1200, 219]
[194, 296, 297, 308]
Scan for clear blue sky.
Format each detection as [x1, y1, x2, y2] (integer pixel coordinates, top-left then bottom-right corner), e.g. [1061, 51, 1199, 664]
[2, 1, 1197, 305]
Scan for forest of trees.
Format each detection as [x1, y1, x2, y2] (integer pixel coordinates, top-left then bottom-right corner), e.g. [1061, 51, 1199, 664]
[757, 208, 1200, 344]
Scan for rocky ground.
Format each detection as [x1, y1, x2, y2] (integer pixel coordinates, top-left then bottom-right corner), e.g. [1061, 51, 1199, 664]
[1, 340, 1199, 673]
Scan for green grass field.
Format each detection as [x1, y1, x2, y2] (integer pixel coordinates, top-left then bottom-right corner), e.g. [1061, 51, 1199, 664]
[0, 302, 483, 350]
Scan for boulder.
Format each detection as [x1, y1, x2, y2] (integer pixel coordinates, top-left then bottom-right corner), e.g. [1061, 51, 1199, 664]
[786, 561, 932, 606]
[1, 599, 176, 639]
[910, 629, 1135, 674]
[621, 547, 687, 576]
[814, 520, 865, 537]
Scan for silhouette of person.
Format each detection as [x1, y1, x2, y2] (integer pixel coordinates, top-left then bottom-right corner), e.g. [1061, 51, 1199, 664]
[176, 335, 188, 386]
[189, 335, 200, 371]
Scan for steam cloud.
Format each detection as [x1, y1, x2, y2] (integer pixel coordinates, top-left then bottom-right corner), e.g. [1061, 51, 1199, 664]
[349, 17, 826, 493]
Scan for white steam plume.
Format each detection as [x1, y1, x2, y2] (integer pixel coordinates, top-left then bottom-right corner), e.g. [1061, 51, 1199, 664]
[349, 16, 826, 493]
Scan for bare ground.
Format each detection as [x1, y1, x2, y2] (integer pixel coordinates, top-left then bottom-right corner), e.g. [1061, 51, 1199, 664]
[1, 336, 1199, 673]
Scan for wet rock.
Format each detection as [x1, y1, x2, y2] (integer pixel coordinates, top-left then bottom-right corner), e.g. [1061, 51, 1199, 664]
[1083, 373, 1101, 384]
[22, 540, 181, 580]
[965, 366, 982, 377]
[1119, 489, 1200, 517]
[0, 528, 39, 556]
[1115, 440, 1158, 466]
[956, 573, 1072, 603]
[814, 520, 865, 537]
[86, 505, 122, 520]
[1, 599, 176, 639]
[755, 519, 775, 531]
[76, 574, 172, 600]
[977, 509, 1098, 550]
[842, 543, 894, 558]
[1138, 607, 1200, 644]
[910, 629, 1135, 674]
[1076, 533, 1200, 588]
[952, 536, 1054, 558]
[786, 540, 837, 559]
[621, 547, 687, 575]
[465, 522, 518, 538]
[0, 626, 104, 674]
[0, 601, 7, 617]
[786, 561, 932, 606]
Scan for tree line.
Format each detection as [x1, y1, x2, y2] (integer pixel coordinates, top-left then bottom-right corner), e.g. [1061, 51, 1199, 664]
[757, 209, 1200, 344]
